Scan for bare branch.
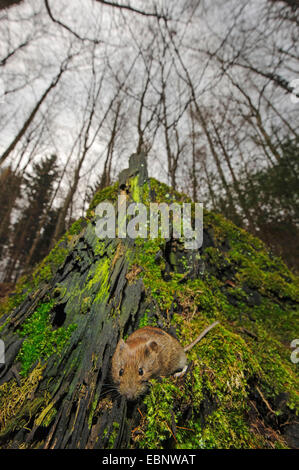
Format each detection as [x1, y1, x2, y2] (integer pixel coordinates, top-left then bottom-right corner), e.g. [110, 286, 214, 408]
[44, 0, 101, 43]
[94, 0, 167, 19]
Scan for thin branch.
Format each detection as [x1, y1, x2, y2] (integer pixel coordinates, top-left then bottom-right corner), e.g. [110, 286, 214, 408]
[94, 0, 167, 19]
[44, 0, 101, 43]
[45, 0, 167, 42]
[0, 37, 31, 67]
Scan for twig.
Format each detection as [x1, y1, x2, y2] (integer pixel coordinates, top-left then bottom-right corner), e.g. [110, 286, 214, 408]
[164, 420, 177, 443]
[255, 386, 276, 415]
[184, 321, 219, 352]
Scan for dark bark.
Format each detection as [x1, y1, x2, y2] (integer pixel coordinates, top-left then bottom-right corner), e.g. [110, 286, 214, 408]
[0, 155, 157, 448]
[0, 231, 153, 448]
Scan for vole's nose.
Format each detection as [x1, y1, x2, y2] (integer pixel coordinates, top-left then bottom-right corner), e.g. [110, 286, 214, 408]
[125, 392, 137, 401]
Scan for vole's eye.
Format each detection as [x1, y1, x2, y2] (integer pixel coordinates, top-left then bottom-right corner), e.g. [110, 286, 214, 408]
[119, 368, 124, 376]
[138, 368, 143, 376]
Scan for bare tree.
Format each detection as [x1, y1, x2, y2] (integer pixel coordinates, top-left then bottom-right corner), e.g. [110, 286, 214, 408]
[51, 45, 140, 244]
[0, 52, 74, 166]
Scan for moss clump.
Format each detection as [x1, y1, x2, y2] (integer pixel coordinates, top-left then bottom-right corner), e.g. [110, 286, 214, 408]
[87, 181, 119, 219]
[86, 257, 111, 303]
[137, 316, 286, 449]
[32, 235, 69, 287]
[124, 179, 299, 449]
[94, 240, 106, 257]
[0, 225, 87, 322]
[138, 309, 151, 328]
[147, 178, 192, 205]
[128, 238, 185, 312]
[1, 175, 298, 449]
[0, 363, 46, 438]
[138, 377, 187, 449]
[35, 401, 57, 428]
[107, 422, 120, 448]
[130, 175, 141, 203]
[68, 217, 87, 236]
[0, 276, 32, 320]
[17, 301, 77, 376]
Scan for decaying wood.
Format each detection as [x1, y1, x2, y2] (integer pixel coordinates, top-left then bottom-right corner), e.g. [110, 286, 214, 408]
[0, 154, 162, 448]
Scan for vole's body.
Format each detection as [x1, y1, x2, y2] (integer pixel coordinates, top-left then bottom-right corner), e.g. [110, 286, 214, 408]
[111, 322, 218, 401]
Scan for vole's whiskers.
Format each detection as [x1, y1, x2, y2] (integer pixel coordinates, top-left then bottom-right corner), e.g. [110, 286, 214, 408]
[99, 387, 119, 399]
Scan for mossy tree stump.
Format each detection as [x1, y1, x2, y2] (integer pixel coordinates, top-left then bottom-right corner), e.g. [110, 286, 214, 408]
[0, 153, 298, 449]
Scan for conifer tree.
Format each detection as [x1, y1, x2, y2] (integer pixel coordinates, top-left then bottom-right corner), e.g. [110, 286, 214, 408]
[0, 167, 22, 259]
[5, 155, 60, 282]
[214, 137, 299, 270]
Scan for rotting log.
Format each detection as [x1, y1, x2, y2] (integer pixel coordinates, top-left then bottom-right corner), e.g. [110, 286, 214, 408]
[0, 153, 157, 448]
[0, 152, 298, 449]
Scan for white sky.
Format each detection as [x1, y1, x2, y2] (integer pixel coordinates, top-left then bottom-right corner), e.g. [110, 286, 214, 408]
[0, 0, 298, 215]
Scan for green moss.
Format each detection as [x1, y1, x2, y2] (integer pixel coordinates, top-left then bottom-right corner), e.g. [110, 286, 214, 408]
[128, 179, 299, 449]
[88, 396, 98, 429]
[130, 175, 141, 202]
[129, 237, 183, 311]
[201, 409, 266, 449]
[87, 257, 110, 303]
[0, 364, 46, 438]
[138, 309, 150, 328]
[148, 178, 192, 204]
[17, 301, 77, 376]
[1, 176, 298, 449]
[107, 422, 120, 448]
[94, 240, 106, 256]
[137, 318, 268, 449]
[139, 377, 186, 449]
[251, 325, 299, 409]
[0, 276, 32, 320]
[68, 217, 87, 236]
[87, 182, 119, 218]
[33, 235, 69, 287]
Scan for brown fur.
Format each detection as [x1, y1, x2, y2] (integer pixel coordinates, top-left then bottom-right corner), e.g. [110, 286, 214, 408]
[111, 326, 187, 400]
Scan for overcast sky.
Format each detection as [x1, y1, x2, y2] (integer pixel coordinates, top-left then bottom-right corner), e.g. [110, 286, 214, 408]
[0, 0, 297, 213]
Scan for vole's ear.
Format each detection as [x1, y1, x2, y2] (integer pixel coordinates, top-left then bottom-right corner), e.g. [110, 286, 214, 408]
[145, 340, 159, 354]
[117, 338, 127, 352]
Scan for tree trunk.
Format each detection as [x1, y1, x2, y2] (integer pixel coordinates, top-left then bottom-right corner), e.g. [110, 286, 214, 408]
[211, 119, 255, 231]
[0, 67, 66, 167]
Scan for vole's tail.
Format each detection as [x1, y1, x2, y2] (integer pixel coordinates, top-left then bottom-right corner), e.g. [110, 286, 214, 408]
[183, 321, 219, 352]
